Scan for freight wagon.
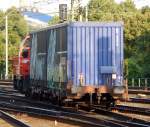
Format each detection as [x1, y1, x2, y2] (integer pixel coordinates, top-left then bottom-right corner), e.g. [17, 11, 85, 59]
[13, 22, 125, 106]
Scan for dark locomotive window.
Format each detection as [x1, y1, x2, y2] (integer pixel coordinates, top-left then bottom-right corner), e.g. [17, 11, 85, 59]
[22, 49, 28, 58]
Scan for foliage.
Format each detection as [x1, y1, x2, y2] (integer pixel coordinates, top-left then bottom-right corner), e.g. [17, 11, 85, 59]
[0, 7, 28, 76]
[134, 31, 150, 77]
[119, 0, 137, 12]
[87, 0, 150, 78]
[0, 1, 149, 79]
[48, 16, 60, 25]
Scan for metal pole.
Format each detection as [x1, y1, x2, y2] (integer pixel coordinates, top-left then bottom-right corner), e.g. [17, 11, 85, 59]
[71, 0, 74, 21]
[145, 78, 147, 90]
[124, 78, 129, 100]
[132, 78, 134, 87]
[5, 15, 8, 79]
[79, 14, 82, 21]
[78, 0, 82, 21]
[138, 78, 141, 87]
[85, 5, 88, 22]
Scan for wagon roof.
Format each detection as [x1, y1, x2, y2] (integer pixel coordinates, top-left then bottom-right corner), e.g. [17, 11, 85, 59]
[30, 21, 123, 34]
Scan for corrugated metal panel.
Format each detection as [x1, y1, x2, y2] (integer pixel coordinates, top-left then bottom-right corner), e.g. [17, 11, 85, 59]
[30, 22, 123, 89]
[47, 26, 68, 89]
[30, 34, 37, 80]
[37, 31, 47, 53]
[30, 31, 47, 83]
[67, 22, 124, 87]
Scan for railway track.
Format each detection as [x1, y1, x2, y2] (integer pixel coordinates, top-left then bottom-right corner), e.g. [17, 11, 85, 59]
[0, 102, 150, 127]
[120, 98, 150, 105]
[128, 87, 150, 90]
[78, 104, 150, 126]
[0, 102, 131, 127]
[0, 80, 13, 86]
[129, 97, 150, 103]
[0, 93, 150, 127]
[0, 93, 123, 127]
[0, 110, 30, 127]
[0, 80, 150, 127]
[111, 105, 150, 116]
[128, 89, 150, 95]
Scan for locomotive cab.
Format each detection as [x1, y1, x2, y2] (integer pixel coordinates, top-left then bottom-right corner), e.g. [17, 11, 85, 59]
[22, 48, 29, 58]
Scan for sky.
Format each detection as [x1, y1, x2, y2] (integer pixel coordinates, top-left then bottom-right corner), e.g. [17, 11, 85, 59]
[0, 0, 149, 26]
[0, 0, 150, 11]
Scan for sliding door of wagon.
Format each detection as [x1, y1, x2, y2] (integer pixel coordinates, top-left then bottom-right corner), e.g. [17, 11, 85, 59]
[98, 26, 123, 87]
[98, 27, 113, 87]
[47, 26, 67, 90]
[30, 31, 47, 87]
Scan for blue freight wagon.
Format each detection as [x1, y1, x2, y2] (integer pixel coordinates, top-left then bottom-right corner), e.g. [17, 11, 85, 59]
[27, 22, 124, 106]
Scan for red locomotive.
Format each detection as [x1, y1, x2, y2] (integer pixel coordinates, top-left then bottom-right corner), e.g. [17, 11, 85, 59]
[12, 35, 30, 92]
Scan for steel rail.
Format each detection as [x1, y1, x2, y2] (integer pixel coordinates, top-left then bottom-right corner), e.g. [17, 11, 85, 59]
[128, 89, 150, 95]
[78, 104, 150, 127]
[130, 98, 150, 103]
[0, 80, 13, 85]
[0, 102, 126, 127]
[128, 87, 150, 90]
[120, 98, 150, 104]
[112, 105, 150, 116]
[0, 110, 30, 127]
[0, 81, 149, 127]
[0, 94, 80, 114]
[0, 92, 150, 127]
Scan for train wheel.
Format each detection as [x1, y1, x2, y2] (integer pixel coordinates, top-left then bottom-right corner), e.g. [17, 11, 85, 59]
[25, 88, 31, 98]
[100, 93, 115, 108]
[19, 80, 23, 93]
[22, 80, 26, 93]
[110, 101, 115, 107]
[13, 76, 17, 89]
[16, 79, 20, 90]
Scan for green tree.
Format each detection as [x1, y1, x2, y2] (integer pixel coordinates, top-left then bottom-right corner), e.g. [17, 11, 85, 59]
[88, 0, 150, 79]
[141, 6, 150, 14]
[88, 0, 118, 21]
[6, 7, 28, 43]
[0, 7, 28, 77]
[119, 0, 137, 12]
[48, 16, 60, 25]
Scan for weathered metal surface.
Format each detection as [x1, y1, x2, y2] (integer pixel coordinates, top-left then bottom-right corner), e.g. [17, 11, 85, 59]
[30, 31, 47, 85]
[67, 22, 124, 88]
[47, 26, 67, 89]
[30, 22, 124, 90]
